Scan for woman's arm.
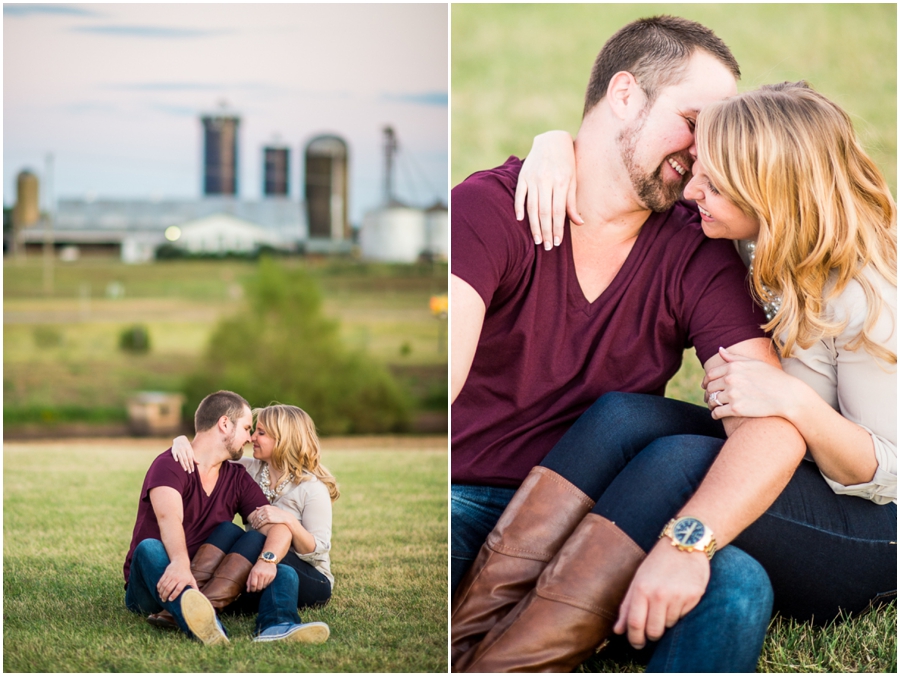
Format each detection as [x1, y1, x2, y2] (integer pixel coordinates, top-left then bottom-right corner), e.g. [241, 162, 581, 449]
[249, 503, 317, 554]
[706, 346, 881, 486]
[514, 130, 582, 249]
[171, 435, 196, 473]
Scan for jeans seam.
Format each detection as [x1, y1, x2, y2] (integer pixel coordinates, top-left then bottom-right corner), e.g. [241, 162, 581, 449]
[664, 616, 684, 672]
[756, 509, 898, 545]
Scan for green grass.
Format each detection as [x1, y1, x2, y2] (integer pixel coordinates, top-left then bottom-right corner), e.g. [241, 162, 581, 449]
[3, 258, 448, 426]
[452, 4, 896, 194]
[3, 439, 448, 672]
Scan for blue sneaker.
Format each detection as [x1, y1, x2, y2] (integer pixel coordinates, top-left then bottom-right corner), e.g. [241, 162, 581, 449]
[180, 589, 229, 646]
[253, 621, 330, 644]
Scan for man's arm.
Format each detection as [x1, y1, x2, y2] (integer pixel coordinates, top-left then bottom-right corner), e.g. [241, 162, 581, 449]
[615, 337, 806, 648]
[247, 522, 292, 593]
[451, 274, 486, 403]
[149, 486, 199, 603]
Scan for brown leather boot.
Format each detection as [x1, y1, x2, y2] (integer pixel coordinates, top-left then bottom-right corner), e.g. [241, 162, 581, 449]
[200, 552, 255, 610]
[148, 543, 228, 629]
[462, 514, 646, 673]
[451, 467, 595, 670]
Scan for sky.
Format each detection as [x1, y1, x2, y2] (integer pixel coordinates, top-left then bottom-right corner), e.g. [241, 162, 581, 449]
[3, 3, 448, 225]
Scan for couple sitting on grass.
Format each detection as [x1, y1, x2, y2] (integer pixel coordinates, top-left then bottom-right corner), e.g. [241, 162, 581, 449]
[450, 15, 896, 673]
[123, 390, 338, 645]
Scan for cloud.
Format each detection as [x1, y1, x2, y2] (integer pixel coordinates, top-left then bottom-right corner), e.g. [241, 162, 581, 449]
[381, 91, 448, 107]
[64, 102, 119, 115]
[105, 82, 277, 93]
[4, 4, 98, 17]
[73, 25, 230, 39]
[149, 104, 201, 117]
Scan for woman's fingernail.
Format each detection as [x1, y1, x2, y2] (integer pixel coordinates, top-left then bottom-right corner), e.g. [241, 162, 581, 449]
[534, 235, 542, 245]
[544, 241, 552, 251]
[554, 236, 561, 246]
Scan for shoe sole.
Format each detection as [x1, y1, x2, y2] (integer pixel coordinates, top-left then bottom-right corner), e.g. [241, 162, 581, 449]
[255, 623, 330, 644]
[147, 614, 178, 630]
[181, 589, 229, 646]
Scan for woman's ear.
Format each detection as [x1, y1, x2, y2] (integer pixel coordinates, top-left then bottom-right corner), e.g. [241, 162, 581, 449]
[607, 71, 645, 121]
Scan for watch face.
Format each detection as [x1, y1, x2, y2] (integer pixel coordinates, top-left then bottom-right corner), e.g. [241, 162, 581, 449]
[262, 552, 276, 562]
[673, 518, 705, 546]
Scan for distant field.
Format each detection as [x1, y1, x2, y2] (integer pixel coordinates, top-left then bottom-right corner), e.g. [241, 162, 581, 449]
[3, 257, 448, 428]
[452, 4, 896, 193]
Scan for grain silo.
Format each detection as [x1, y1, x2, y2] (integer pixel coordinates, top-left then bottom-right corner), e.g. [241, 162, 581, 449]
[201, 110, 240, 196]
[360, 204, 427, 263]
[13, 170, 40, 228]
[304, 135, 349, 241]
[263, 146, 290, 197]
[425, 200, 448, 259]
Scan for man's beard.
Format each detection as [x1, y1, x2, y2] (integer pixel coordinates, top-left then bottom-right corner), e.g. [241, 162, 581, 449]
[617, 113, 689, 212]
[225, 427, 244, 461]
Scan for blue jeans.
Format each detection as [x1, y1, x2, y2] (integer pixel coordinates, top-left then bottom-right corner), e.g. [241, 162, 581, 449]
[451, 483, 771, 672]
[450, 393, 769, 671]
[563, 393, 896, 624]
[124, 536, 303, 637]
[206, 521, 332, 613]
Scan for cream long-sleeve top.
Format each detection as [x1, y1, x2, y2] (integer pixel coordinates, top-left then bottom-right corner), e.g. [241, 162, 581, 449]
[239, 457, 335, 586]
[778, 267, 897, 504]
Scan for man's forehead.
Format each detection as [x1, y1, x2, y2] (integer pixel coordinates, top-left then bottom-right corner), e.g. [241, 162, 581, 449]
[662, 51, 738, 108]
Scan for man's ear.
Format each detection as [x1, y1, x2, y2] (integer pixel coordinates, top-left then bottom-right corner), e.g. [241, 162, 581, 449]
[217, 414, 231, 433]
[607, 71, 644, 121]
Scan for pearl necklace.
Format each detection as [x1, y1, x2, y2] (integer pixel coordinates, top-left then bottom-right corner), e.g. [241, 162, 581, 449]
[259, 464, 293, 503]
[745, 240, 782, 322]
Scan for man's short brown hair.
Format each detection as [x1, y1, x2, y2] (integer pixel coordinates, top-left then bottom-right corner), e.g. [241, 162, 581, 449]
[583, 15, 740, 117]
[194, 390, 250, 433]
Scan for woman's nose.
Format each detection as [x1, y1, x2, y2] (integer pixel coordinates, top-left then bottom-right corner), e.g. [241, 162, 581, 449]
[683, 175, 701, 200]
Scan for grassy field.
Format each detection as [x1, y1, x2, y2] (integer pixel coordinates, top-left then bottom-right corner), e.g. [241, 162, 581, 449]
[3, 257, 448, 429]
[452, 4, 896, 193]
[3, 437, 448, 673]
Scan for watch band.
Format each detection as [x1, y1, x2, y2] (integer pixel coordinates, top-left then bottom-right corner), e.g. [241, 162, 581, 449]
[660, 516, 717, 560]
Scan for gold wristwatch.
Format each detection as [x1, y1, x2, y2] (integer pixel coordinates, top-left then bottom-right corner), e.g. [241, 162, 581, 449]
[258, 551, 278, 565]
[660, 516, 717, 560]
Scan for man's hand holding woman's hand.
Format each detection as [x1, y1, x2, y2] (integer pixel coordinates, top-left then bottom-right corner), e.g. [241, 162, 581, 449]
[614, 541, 710, 649]
[515, 130, 582, 249]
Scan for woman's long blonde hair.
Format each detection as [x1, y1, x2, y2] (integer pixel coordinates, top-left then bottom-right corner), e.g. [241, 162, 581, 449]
[253, 404, 340, 501]
[696, 81, 896, 363]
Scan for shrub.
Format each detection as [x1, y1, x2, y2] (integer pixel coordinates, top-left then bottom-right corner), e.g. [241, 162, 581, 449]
[183, 257, 411, 434]
[33, 326, 63, 349]
[119, 325, 151, 353]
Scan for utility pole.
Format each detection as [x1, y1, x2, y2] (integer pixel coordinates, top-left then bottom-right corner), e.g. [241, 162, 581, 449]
[43, 153, 54, 295]
[382, 126, 397, 206]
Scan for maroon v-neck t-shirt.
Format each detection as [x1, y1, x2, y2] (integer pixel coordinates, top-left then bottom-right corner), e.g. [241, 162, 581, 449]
[123, 451, 268, 582]
[451, 157, 768, 488]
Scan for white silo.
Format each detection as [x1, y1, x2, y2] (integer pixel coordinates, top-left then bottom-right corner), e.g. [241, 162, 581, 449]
[360, 204, 427, 263]
[425, 200, 447, 259]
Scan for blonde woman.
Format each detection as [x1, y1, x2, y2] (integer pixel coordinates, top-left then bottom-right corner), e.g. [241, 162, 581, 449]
[152, 404, 339, 642]
[456, 82, 895, 671]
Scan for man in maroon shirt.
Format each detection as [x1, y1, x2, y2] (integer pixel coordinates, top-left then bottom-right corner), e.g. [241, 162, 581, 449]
[123, 390, 308, 645]
[451, 15, 806, 671]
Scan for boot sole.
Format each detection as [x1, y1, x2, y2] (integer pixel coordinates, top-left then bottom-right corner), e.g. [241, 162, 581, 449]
[147, 613, 178, 630]
[255, 623, 330, 644]
[181, 589, 229, 646]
